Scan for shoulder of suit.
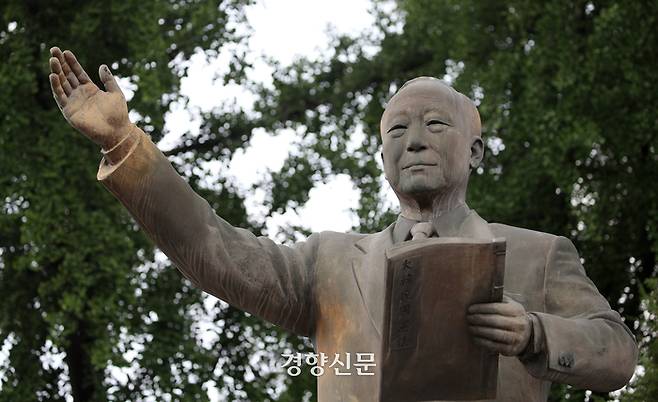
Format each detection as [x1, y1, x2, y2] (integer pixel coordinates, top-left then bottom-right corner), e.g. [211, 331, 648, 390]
[314, 230, 368, 244]
[488, 222, 559, 251]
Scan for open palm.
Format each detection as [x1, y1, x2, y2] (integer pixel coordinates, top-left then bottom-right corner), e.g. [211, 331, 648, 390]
[49, 47, 129, 149]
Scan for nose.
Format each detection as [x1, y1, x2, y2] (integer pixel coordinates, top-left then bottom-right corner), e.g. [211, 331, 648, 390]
[406, 124, 427, 152]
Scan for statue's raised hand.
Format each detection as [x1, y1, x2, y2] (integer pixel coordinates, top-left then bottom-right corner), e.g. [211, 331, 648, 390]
[49, 47, 130, 150]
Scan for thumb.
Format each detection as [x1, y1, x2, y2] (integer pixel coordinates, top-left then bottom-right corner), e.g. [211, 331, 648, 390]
[99, 64, 122, 94]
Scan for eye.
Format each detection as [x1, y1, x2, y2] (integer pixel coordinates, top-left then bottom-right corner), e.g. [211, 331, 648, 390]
[427, 119, 449, 127]
[426, 119, 449, 132]
[387, 124, 407, 136]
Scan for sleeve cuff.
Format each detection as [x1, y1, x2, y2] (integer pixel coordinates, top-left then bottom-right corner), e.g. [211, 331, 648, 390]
[519, 312, 549, 377]
[97, 126, 143, 181]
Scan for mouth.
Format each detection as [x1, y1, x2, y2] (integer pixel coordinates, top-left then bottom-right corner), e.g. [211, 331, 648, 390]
[402, 163, 437, 170]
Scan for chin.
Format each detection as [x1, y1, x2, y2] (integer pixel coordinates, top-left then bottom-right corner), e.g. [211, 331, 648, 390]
[398, 183, 446, 200]
[398, 175, 446, 195]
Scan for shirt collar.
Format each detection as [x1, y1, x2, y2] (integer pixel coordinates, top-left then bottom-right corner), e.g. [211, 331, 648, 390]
[393, 215, 417, 244]
[392, 203, 472, 244]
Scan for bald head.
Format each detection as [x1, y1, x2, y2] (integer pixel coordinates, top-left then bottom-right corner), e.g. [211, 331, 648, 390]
[382, 77, 481, 141]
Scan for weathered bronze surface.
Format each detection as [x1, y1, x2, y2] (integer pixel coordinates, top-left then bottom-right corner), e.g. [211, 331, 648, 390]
[49, 49, 638, 402]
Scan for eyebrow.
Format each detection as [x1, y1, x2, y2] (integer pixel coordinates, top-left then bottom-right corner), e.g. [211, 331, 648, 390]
[383, 110, 410, 127]
[422, 104, 454, 125]
[387, 107, 410, 118]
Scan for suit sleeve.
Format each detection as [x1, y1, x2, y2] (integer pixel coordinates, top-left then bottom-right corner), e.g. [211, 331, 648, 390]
[523, 235, 638, 391]
[97, 129, 319, 337]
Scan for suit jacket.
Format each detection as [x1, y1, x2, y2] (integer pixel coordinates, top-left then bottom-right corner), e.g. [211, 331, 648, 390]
[98, 131, 637, 402]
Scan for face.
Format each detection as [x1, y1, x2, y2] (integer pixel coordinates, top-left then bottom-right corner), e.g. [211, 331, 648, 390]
[380, 80, 480, 199]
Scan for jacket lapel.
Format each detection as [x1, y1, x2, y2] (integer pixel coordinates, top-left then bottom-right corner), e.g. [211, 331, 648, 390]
[351, 224, 395, 338]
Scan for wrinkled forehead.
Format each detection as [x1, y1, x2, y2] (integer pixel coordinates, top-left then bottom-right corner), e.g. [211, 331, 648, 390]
[381, 78, 480, 137]
[382, 79, 459, 121]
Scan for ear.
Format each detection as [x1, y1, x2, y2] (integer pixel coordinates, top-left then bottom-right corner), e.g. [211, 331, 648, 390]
[380, 151, 385, 165]
[469, 137, 484, 169]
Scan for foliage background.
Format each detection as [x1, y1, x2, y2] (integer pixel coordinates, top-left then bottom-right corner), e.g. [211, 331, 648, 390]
[0, 0, 656, 401]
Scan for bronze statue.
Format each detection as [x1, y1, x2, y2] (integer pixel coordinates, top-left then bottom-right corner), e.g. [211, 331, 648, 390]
[49, 47, 637, 402]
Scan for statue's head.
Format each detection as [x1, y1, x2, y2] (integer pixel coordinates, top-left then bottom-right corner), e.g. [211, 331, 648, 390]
[380, 77, 483, 208]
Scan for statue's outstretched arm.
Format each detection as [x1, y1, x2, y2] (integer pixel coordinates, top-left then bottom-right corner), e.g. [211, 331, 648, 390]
[49, 48, 319, 337]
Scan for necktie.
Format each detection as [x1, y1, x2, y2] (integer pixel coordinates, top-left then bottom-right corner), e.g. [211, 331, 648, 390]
[410, 221, 435, 240]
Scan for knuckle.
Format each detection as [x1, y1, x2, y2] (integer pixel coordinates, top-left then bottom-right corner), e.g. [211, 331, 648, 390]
[513, 320, 523, 332]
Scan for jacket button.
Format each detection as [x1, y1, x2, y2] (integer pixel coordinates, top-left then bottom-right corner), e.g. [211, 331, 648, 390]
[558, 352, 575, 368]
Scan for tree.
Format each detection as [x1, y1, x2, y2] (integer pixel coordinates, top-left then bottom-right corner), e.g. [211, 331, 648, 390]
[0, 1, 313, 401]
[251, 0, 657, 400]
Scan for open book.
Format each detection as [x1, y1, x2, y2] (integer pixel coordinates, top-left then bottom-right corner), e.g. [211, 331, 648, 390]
[380, 237, 506, 402]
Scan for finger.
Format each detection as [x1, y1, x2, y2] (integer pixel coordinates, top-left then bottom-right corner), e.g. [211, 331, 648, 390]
[49, 56, 59, 73]
[467, 314, 520, 330]
[63, 50, 91, 84]
[472, 337, 511, 355]
[49, 73, 67, 108]
[98, 64, 122, 94]
[468, 302, 519, 316]
[51, 47, 73, 76]
[469, 325, 517, 344]
[67, 72, 80, 88]
[50, 57, 73, 96]
[50, 46, 62, 58]
[50, 47, 71, 76]
[50, 47, 80, 92]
